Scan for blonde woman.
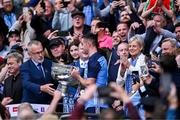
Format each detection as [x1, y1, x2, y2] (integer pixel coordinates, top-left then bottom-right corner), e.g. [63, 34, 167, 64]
[116, 36, 147, 119]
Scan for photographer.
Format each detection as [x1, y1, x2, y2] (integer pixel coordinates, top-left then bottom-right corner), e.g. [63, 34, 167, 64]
[116, 36, 147, 119]
[116, 36, 145, 95]
[52, 0, 76, 31]
[9, 8, 36, 49]
[109, 0, 126, 15]
[30, 0, 54, 48]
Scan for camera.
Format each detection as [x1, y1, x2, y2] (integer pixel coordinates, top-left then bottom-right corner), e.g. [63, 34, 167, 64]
[97, 86, 115, 105]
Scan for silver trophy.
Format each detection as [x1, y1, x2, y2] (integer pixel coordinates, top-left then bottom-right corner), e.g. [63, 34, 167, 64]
[51, 62, 78, 96]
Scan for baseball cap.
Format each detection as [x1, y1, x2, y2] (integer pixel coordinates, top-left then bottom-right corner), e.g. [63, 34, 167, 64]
[8, 30, 20, 37]
[49, 37, 65, 49]
[71, 11, 85, 18]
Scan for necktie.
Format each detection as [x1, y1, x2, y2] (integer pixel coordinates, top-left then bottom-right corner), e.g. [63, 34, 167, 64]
[37, 63, 45, 78]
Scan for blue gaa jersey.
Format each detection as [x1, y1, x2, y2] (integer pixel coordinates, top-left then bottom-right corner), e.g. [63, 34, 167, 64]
[85, 52, 108, 109]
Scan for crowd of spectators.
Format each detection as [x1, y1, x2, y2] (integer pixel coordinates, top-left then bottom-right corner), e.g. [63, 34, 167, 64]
[0, 0, 180, 119]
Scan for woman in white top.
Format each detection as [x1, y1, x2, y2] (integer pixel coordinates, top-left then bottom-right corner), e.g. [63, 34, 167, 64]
[116, 36, 146, 93]
[116, 36, 147, 119]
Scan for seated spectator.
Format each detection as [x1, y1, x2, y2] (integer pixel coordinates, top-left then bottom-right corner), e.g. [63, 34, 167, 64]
[3, 52, 23, 104]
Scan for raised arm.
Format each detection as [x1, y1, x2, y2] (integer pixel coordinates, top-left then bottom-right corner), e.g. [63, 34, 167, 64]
[141, 0, 158, 18]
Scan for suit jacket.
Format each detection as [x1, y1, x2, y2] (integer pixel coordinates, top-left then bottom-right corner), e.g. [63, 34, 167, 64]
[3, 74, 22, 104]
[108, 47, 120, 83]
[20, 58, 56, 104]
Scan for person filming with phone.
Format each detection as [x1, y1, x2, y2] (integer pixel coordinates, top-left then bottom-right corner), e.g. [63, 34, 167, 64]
[52, 0, 76, 31]
[116, 36, 148, 119]
[30, 0, 54, 48]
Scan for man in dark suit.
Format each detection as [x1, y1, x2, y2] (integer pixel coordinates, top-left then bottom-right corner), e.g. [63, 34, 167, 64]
[20, 40, 57, 104]
[3, 52, 23, 104]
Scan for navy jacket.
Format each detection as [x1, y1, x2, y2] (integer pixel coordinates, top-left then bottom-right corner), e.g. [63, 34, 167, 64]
[20, 58, 56, 104]
[108, 47, 120, 83]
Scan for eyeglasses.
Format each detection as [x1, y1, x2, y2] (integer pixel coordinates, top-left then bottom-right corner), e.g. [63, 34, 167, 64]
[31, 50, 44, 55]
